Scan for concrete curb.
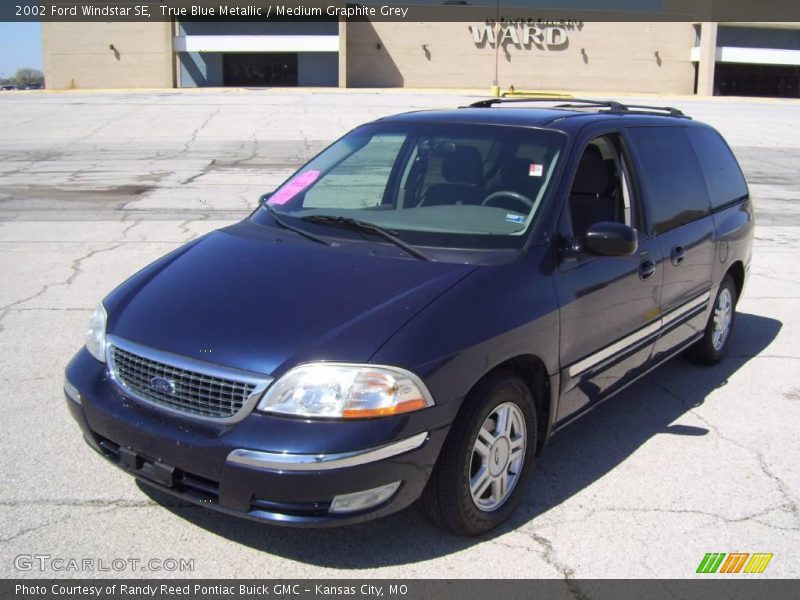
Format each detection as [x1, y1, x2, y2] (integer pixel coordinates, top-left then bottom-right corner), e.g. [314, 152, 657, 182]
[2, 87, 799, 104]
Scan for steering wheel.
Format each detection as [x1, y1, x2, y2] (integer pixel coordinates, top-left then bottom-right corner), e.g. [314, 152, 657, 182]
[481, 190, 534, 211]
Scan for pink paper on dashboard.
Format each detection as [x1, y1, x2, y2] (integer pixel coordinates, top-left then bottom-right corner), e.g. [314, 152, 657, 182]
[268, 170, 321, 205]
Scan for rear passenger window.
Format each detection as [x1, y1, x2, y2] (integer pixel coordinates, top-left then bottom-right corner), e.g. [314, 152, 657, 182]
[627, 127, 710, 235]
[686, 128, 749, 210]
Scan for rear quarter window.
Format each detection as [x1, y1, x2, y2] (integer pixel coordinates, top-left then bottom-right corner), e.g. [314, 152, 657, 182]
[626, 126, 711, 235]
[685, 127, 749, 210]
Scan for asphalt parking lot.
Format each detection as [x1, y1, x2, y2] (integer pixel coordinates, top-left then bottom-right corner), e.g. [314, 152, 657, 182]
[0, 89, 798, 579]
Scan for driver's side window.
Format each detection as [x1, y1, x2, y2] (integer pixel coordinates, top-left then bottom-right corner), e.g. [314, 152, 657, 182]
[567, 135, 633, 239]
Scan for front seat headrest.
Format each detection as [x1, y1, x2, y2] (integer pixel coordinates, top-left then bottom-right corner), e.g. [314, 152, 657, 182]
[442, 146, 484, 185]
[572, 145, 609, 195]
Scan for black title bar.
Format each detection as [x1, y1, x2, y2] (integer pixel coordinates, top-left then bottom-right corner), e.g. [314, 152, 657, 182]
[4, 0, 800, 22]
[4, 580, 800, 600]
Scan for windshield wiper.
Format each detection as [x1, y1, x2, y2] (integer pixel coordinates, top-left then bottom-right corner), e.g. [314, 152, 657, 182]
[266, 205, 331, 247]
[300, 215, 430, 261]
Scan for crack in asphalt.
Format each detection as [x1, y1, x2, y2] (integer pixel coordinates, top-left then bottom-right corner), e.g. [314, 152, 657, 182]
[651, 381, 800, 523]
[0, 514, 76, 544]
[66, 243, 124, 288]
[174, 108, 221, 159]
[229, 132, 259, 168]
[3, 106, 147, 183]
[0, 497, 210, 543]
[487, 529, 587, 598]
[181, 159, 217, 186]
[176, 219, 193, 240]
[0, 496, 201, 544]
[120, 220, 142, 241]
[0, 240, 126, 319]
[0, 498, 170, 509]
[0, 220, 139, 324]
[521, 530, 589, 600]
[579, 505, 797, 533]
[176, 216, 208, 241]
[296, 106, 313, 159]
[752, 272, 800, 286]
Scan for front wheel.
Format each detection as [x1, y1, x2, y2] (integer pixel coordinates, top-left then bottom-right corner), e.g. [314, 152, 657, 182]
[686, 274, 737, 365]
[422, 372, 537, 536]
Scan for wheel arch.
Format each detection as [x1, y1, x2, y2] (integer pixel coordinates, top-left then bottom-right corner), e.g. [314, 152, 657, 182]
[461, 354, 553, 455]
[726, 260, 746, 303]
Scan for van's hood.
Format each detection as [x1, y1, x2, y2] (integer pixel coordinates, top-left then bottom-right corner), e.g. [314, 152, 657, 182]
[104, 221, 476, 376]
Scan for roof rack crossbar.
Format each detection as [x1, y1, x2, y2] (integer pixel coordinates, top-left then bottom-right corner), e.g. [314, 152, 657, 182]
[465, 97, 688, 119]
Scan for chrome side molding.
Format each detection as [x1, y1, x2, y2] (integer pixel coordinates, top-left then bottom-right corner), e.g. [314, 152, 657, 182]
[568, 290, 711, 377]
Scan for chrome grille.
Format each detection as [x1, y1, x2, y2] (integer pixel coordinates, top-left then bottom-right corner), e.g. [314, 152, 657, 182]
[109, 345, 260, 419]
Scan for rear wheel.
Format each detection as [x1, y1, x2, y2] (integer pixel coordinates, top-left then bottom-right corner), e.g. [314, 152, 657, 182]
[686, 274, 737, 365]
[422, 371, 537, 536]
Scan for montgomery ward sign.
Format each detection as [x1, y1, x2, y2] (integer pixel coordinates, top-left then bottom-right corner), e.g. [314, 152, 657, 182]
[471, 22, 582, 49]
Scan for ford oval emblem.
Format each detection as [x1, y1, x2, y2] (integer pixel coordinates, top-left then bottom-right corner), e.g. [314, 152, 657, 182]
[150, 376, 176, 395]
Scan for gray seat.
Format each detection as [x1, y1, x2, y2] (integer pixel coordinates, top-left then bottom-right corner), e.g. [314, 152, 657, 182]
[569, 146, 619, 237]
[485, 158, 544, 211]
[421, 146, 485, 207]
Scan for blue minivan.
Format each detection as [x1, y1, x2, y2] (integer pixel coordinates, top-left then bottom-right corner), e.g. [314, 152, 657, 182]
[65, 99, 753, 535]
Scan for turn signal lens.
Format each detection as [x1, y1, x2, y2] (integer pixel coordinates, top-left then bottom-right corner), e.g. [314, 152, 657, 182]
[64, 378, 81, 404]
[257, 364, 434, 419]
[85, 303, 107, 363]
[330, 482, 401, 513]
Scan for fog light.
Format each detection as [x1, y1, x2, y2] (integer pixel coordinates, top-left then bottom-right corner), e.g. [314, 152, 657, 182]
[329, 481, 401, 514]
[64, 379, 81, 404]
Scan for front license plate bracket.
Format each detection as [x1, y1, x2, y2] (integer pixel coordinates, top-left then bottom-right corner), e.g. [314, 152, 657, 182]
[118, 446, 176, 487]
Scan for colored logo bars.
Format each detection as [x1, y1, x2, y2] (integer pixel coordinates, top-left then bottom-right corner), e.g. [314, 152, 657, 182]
[696, 552, 773, 574]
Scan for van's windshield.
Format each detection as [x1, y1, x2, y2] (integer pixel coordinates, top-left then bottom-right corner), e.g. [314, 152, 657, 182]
[253, 122, 566, 249]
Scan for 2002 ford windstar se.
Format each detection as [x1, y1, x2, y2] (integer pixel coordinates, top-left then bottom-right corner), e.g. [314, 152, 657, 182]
[65, 98, 753, 535]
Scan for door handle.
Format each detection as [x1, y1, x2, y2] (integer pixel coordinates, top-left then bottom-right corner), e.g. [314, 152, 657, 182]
[639, 259, 657, 280]
[671, 246, 687, 266]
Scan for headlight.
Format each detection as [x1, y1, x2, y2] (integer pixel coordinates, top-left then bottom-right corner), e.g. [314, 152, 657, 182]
[258, 363, 434, 419]
[85, 303, 107, 363]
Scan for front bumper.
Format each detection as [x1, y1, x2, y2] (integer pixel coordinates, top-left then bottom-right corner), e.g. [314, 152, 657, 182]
[65, 348, 451, 527]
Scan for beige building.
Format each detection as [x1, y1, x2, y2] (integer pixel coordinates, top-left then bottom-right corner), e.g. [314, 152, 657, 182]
[42, 21, 800, 97]
[43, 22, 176, 89]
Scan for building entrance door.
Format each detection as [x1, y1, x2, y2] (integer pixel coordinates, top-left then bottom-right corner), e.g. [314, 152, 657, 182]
[714, 63, 800, 98]
[223, 53, 298, 87]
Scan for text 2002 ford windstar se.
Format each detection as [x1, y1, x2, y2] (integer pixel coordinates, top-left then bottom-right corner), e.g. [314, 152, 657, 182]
[65, 99, 753, 535]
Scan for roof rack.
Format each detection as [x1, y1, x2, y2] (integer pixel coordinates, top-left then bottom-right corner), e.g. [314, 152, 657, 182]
[465, 97, 689, 119]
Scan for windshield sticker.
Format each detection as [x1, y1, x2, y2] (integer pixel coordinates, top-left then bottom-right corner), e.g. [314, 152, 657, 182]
[268, 170, 321, 205]
[529, 163, 544, 177]
[505, 214, 526, 224]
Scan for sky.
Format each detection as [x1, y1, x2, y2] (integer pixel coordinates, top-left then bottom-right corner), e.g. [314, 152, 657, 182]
[0, 22, 43, 79]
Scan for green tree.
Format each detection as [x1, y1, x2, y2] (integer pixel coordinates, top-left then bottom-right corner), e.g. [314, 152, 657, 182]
[12, 68, 45, 87]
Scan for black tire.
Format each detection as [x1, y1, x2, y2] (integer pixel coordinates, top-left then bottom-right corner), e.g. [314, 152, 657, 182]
[685, 274, 737, 366]
[422, 371, 538, 536]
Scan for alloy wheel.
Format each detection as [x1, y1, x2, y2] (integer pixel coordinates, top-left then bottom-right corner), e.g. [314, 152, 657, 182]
[469, 402, 527, 511]
[712, 287, 733, 351]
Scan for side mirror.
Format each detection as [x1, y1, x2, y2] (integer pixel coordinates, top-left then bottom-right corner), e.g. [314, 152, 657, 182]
[259, 192, 273, 205]
[585, 221, 638, 256]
